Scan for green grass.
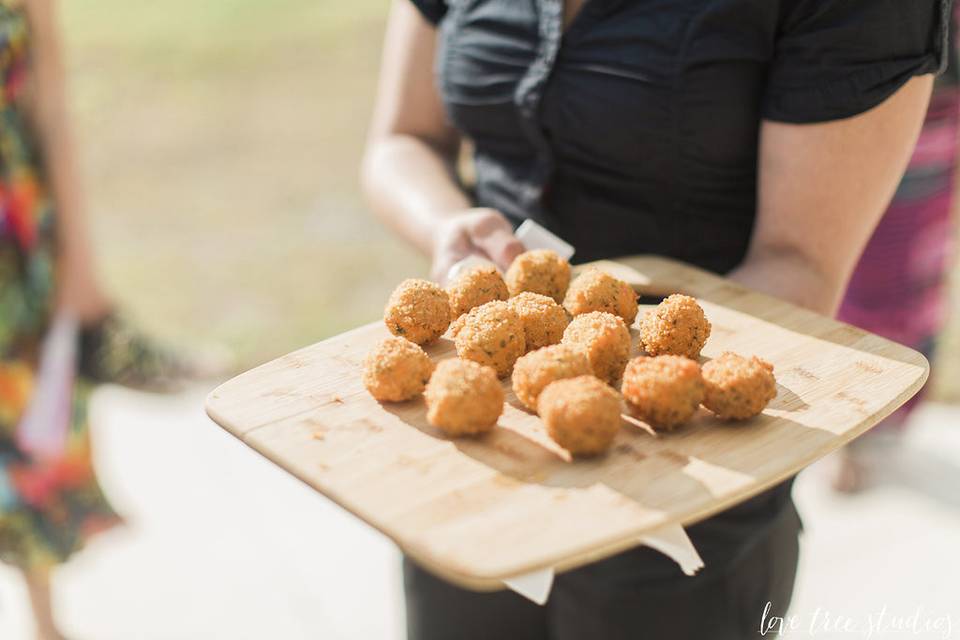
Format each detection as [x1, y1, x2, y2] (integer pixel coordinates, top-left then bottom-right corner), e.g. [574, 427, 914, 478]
[61, 0, 960, 400]
[63, 0, 425, 368]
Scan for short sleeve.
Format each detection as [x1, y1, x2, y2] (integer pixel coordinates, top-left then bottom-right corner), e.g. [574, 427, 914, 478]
[408, 0, 448, 26]
[762, 0, 951, 123]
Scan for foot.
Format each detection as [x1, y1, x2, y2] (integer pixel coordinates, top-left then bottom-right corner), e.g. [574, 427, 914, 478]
[78, 311, 233, 391]
[831, 448, 867, 493]
[829, 427, 904, 494]
[35, 625, 70, 640]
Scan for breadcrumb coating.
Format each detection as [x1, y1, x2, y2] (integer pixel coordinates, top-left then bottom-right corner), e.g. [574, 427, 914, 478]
[563, 269, 638, 325]
[425, 358, 504, 436]
[447, 265, 510, 320]
[639, 294, 711, 359]
[538, 375, 622, 456]
[561, 311, 631, 385]
[621, 355, 704, 430]
[505, 249, 571, 303]
[384, 279, 451, 345]
[363, 337, 435, 402]
[512, 344, 592, 411]
[701, 352, 776, 420]
[454, 300, 526, 377]
[507, 292, 570, 352]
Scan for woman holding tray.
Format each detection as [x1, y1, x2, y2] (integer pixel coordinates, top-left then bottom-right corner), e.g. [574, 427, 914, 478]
[362, 0, 947, 637]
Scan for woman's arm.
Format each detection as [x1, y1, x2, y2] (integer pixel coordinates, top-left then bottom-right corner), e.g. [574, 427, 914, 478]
[23, 0, 109, 319]
[730, 75, 934, 315]
[361, 0, 523, 282]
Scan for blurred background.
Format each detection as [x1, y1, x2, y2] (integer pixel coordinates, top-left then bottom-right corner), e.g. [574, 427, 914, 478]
[0, 1, 958, 638]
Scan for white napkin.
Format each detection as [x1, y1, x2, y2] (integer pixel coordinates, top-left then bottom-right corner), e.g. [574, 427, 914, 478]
[515, 219, 575, 260]
[503, 522, 704, 604]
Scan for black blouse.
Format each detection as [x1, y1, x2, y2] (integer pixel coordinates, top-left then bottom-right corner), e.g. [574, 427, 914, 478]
[405, 0, 950, 574]
[412, 0, 949, 272]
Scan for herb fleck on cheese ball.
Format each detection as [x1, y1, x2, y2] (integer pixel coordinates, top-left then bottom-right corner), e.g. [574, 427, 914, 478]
[621, 355, 704, 430]
[424, 359, 504, 436]
[538, 375, 622, 456]
[702, 352, 776, 420]
[639, 294, 711, 359]
[507, 292, 570, 352]
[447, 265, 509, 320]
[511, 344, 591, 411]
[363, 337, 435, 402]
[384, 278, 451, 345]
[505, 249, 571, 303]
[563, 269, 638, 325]
[561, 311, 631, 385]
[454, 300, 526, 377]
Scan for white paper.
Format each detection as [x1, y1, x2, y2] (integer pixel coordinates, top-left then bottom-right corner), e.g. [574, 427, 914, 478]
[515, 219, 576, 260]
[503, 567, 555, 605]
[16, 313, 78, 459]
[638, 523, 705, 576]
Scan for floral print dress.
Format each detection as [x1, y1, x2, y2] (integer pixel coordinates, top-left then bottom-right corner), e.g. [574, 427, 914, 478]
[0, 2, 118, 569]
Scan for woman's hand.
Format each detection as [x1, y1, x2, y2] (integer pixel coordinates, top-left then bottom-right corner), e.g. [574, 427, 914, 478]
[430, 208, 525, 284]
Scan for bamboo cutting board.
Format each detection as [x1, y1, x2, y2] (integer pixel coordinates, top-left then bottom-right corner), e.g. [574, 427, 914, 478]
[205, 255, 928, 590]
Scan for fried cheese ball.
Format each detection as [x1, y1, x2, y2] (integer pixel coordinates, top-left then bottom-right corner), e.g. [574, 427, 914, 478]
[538, 375, 622, 456]
[447, 312, 468, 340]
[563, 269, 638, 325]
[701, 352, 777, 420]
[505, 249, 571, 303]
[621, 355, 705, 430]
[511, 344, 592, 411]
[447, 264, 510, 320]
[561, 311, 631, 385]
[639, 294, 711, 359]
[424, 359, 504, 436]
[507, 292, 570, 352]
[362, 337, 435, 402]
[384, 278, 451, 345]
[454, 300, 526, 377]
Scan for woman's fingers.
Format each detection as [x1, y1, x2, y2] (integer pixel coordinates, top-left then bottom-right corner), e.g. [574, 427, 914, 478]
[466, 209, 525, 271]
[429, 208, 524, 283]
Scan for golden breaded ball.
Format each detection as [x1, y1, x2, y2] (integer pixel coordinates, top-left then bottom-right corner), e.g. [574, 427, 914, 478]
[563, 269, 638, 325]
[505, 249, 571, 303]
[447, 312, 468, 340]
[454, 301, 526, 377]
[447, 265, 509, 320]
[424, 359, 504, 436]
[512, 344, 592, 411]
[538, 375, 622, 456]
[621, 355, 705, 430]
[561, 311, 631, 385]
[702, 352, 776, 420]
[507, 292, 570, 352]
[640, 294, 711, 359]
[363, 337, 435, 402]
[384, 279, 451, 345]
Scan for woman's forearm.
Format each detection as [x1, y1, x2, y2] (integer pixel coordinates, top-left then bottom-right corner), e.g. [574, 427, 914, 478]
[728, 248, 841, 316]
[736, 76, 933, 319]
[361, 134, 471, 256]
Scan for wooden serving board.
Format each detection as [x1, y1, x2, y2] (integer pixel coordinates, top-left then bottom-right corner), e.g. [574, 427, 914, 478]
[205, 255, 928, 590]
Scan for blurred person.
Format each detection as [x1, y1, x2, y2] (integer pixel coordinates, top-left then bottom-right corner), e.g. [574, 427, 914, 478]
[833, 12, 959, 493]
[362, 0, 947, 638]
[0, 1, 209, 638]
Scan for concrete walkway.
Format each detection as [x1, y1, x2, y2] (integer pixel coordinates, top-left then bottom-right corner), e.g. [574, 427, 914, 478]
[0, 388, 957, 639]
